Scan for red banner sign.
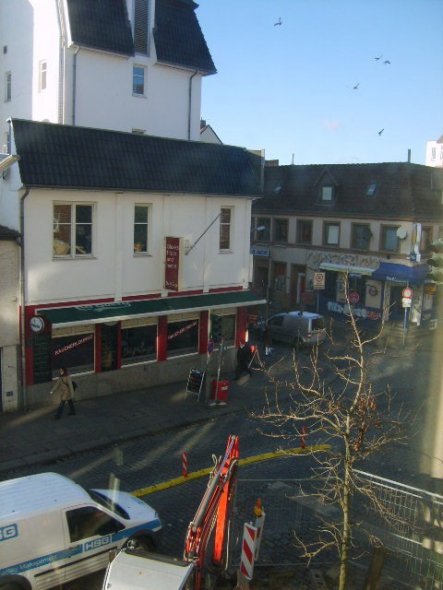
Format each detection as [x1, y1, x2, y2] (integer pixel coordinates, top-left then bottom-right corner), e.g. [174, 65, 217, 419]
[165, 237, 182, 291]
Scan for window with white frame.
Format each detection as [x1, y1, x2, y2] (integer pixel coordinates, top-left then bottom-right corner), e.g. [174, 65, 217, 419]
[39, 60, 47, 91]
[133, 65, 145, 96]
[53, 203, 93, 257]
[219, 208, 231, 250]
[321, 185, 334, 201]
[273, 218, 288, 242]
[5, 71, 11, 102]
[381, 225, 399, 252]
[134, 204, 149, 253]
[324, 222, 340, 246]
[351, 223, 372, 251]
[420, 226, 433, 252]
[255, 217, 270, 241]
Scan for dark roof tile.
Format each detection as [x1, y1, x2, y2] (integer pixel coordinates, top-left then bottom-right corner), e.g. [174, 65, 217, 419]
[67, 0, 134, 55]
[11, 119, 262, 197]
[154, 0, 216, 74]
[254, 163, 443, 222]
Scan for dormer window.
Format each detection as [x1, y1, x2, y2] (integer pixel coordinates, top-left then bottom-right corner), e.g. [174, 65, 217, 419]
[321, 185, 334, 201]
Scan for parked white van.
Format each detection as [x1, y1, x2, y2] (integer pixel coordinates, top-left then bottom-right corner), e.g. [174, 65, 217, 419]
[0, 472, 162, 590]
[267, 311, 326, 347]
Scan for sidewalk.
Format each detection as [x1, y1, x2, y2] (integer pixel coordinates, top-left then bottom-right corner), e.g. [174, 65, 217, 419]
[0, 366, 275, 477]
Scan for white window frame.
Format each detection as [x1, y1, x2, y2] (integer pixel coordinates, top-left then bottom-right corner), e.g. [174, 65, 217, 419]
[219, 208, 232, 251]
[133, 65, 146, 96]
[39, 60, 47, 91]
[324, 222, 340, 246]
[321, 185, 334, 201]
[53, 202, 94, 259]
[133, 204, 150, 254]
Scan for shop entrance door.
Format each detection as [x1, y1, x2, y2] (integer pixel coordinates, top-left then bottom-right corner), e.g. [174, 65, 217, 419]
[101, 324, 118, 371]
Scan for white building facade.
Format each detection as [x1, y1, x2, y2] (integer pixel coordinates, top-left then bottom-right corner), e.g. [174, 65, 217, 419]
[0, 1, 265, 411]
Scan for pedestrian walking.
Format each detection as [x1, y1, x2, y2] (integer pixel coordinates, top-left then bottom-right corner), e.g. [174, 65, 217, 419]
[51, 367, 76, 419]
[235, 340, 253, 380]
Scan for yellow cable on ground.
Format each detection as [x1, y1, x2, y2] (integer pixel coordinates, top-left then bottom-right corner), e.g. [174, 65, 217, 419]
[133, 444, 330, 497]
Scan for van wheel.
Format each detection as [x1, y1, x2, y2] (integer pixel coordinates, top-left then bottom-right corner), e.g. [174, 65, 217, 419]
[126, 535, 155, 553]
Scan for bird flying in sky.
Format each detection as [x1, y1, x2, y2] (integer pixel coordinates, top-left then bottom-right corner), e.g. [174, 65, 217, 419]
[378, 129, 384, 136]
[353, 83, 359, 90]
[374, 55, 383, 61]
[274, 17, 282, 26]
[383, 60, 391, 65]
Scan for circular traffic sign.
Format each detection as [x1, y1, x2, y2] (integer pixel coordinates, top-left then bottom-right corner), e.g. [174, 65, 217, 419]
[348, 291, 360, 304]
[402, 287, 413, 298]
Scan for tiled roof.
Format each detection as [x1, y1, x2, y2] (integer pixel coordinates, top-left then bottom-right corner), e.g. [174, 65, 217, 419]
[254, 163, 443, 222]
[11, 119, 262, 197]
[0, 224, 19, 240]
[67, 0, 134, 56]
[66, 0, 216, 73]
[154, 0, 216, 74]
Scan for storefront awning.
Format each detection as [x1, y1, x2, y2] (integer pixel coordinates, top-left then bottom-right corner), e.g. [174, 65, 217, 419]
[37, 291, 267, 327]
[319, 262, 377, 276]
[371, 262, 428, 283]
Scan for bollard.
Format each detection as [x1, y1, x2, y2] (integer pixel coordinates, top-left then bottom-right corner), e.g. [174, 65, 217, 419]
[181, 451, 189, 477]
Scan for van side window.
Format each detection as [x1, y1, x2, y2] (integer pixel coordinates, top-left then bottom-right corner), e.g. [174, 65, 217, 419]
[66, 507, 124, 542]
[268, 315, 284, 327]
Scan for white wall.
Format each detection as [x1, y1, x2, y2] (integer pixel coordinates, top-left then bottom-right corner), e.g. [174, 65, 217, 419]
[0, 0, 203, 141]
[72, 51, 203, 139]
[0, 239, 20, 411]
[24, 189, 252, 305]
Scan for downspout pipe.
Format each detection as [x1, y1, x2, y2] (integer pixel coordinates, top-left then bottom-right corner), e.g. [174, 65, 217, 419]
[20, 187, 31, 410]
[188, 70, 198, 140]
[72, 46, 80, 125]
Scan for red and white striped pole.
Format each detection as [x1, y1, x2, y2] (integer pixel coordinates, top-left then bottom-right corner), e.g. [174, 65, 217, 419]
[240, 522, 258, 581]
[181, 451, 188, 478]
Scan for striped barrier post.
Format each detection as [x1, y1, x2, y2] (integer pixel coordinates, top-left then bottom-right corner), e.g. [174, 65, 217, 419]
[240, 522, 258, 581]
[181, 451, 188, 478]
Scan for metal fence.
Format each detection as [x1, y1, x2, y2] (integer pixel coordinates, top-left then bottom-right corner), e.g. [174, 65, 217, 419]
[227, 472, 443, 589]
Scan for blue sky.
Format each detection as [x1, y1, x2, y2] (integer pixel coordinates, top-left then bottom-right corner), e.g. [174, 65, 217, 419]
[197, 0, 443, 166]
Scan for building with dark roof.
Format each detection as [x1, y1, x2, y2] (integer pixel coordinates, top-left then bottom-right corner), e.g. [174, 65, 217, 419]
[251, 162, 443, 330]
[0, 3, 264, 411]
[0, 0, 216, 146]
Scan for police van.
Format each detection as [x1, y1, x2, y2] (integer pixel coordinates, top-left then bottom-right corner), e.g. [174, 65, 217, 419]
[0, 472, 162, 590]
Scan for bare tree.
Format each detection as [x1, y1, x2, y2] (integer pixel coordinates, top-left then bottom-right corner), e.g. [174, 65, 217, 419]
[255, 295, 408, 590]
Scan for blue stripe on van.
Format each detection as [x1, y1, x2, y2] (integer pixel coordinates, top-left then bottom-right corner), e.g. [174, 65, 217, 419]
[0, 520, 161, 577]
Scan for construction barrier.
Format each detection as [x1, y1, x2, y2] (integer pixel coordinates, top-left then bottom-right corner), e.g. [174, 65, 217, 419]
[181, 451, 188, 477]
[239, 522, 258, 580]
[211, 379, 229, 402]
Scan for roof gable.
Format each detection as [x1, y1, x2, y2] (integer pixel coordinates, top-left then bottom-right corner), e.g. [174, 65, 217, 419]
[11, 120, 261, 197]
[66, 0, 134, 56]
[154, 0, 216, 74]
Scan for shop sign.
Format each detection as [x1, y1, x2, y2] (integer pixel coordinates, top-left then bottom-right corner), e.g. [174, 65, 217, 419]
[165, 236, 182, 291]
[327, 301, 381, 321]
[250, 246, 270, 257]
[313, 272, 325, 290]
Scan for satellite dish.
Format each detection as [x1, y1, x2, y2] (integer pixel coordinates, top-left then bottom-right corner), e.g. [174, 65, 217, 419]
[396, 227, 407, 240]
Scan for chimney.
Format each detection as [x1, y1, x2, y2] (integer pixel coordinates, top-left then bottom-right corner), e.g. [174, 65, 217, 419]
[407, 148, 411, 163]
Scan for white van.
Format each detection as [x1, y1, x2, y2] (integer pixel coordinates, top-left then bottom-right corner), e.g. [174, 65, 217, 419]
[0, 472, 162, 590]
[267, 311, 326, 346]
